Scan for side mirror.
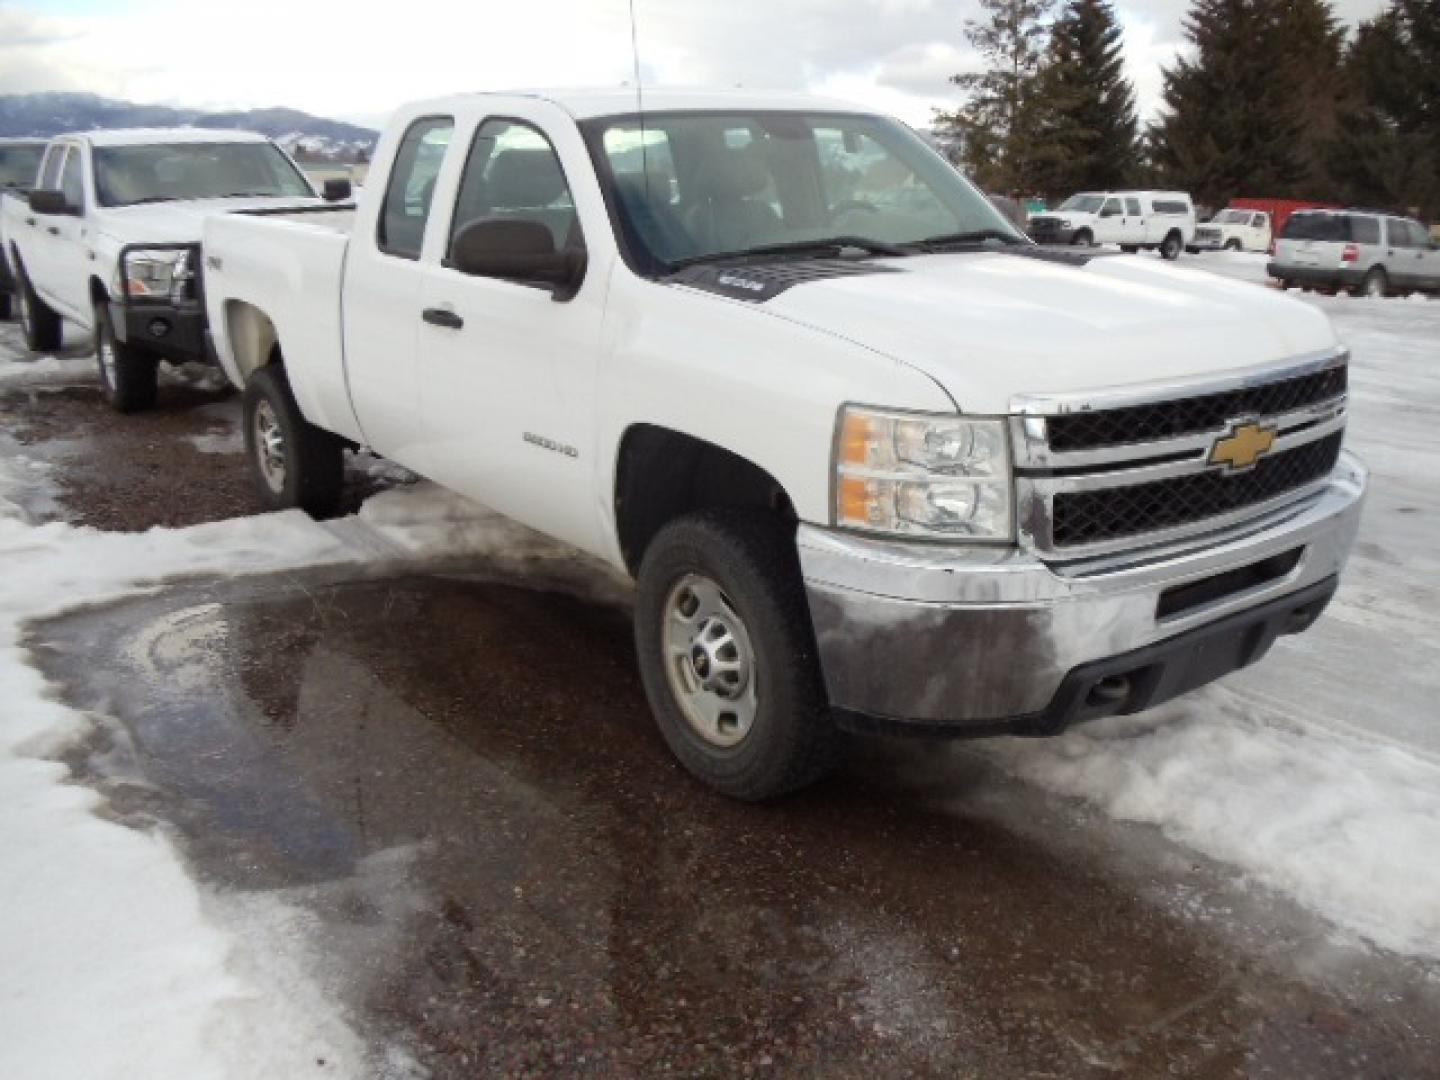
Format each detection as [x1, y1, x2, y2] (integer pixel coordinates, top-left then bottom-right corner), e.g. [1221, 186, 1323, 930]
[322, 178, 352, 202]
[29, 189, 74, 215]
[449, 218, 585, 301]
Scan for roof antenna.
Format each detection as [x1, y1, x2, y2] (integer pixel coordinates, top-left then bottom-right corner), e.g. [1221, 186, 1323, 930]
[628, 0, 652, 210]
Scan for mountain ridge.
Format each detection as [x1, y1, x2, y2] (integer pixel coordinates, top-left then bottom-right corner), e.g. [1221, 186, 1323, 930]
[0, 93, 377, 161]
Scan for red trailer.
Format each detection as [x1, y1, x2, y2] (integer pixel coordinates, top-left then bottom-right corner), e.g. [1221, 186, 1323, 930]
[1229, 197, 1343, 249]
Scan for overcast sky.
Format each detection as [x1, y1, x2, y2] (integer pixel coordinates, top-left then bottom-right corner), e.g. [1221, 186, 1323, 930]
[0, 0, 1393, 130]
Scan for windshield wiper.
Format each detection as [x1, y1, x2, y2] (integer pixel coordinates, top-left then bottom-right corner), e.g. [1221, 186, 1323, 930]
[907, 229, 1028, 251]
[118, 195, 180, 206]
[670, 236, 909, 270]
[215, 191, 282, 199]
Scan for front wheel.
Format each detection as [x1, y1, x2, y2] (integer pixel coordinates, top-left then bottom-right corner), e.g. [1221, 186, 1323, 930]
[1071, 229, 1094, 247]
[0, 291, 12, 321]
[1224, 239, 1242, 252]
[634, 509, 838, 801]
[94, 302, 158, 413]
[1160, 231, 1183, 260]
[242, 365, 344, 517]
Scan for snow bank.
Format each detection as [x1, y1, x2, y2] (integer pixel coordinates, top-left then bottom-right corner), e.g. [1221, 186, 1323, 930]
[984, 263, 1440, 961]
[0, 449, 372, 1078]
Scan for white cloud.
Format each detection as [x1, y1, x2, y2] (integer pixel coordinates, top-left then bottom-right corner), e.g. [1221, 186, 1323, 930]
[0, 0, 1401, 129]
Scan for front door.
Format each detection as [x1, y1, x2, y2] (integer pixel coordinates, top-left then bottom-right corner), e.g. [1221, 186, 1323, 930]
[50, 145, 92, 321]
[416, 116, 607, 553]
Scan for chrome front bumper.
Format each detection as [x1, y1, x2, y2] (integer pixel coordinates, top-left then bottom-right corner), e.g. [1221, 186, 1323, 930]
[799, 452, 1366, 734]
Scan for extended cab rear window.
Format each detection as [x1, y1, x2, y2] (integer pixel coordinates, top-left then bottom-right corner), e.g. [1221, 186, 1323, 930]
[1151, 200, 1190, 215]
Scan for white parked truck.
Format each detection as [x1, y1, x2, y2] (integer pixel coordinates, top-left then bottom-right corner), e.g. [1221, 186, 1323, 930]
[0, 128, 338, 411]
[202, 90, 1365, 800]
[1028, 190, 1197, 259]
[1191, 208, 1272, 253]
[0, 137, 48, 321]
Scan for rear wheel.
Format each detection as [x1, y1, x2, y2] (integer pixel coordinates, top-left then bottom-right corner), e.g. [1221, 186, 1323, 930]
[242, 364, 344, 516]
[1361, 267, 1388, 299]
[634, 509, 838, 801]
[94, 302, 158, 413]
[1160, 231, 1183, 260]
[16, 264, 62, 352]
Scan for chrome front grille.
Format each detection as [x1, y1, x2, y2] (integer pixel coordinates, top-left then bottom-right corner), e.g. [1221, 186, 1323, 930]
[1011, 349, 1350, 559]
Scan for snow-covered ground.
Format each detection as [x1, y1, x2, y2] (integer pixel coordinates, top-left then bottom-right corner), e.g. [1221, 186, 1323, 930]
[988, 251, 1440, 960]
[0, 325, 602, 1078]
[1, 257, 1438, 1075]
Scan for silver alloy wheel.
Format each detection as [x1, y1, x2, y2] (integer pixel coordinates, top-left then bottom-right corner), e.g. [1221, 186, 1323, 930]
[252, 398, 287, 494]
[662, 572, 759, 748]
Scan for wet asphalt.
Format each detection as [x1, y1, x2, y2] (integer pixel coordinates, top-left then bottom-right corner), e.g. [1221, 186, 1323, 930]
[8, 355, 1440, 1078]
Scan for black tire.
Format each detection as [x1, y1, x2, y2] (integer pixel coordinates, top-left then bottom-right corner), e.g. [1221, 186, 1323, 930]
[94, 302, 158, 413]
[0, 290, 12, 321]
[1071, 229, 1093, 247]
[1360, 266, 1388, 299]
[242, 364, 344, 517]
[1160, 231, 1183, 260]
[634, 509, 838, 801]
[16, 263, 62, 352]
[1224, 239, 1242, 252]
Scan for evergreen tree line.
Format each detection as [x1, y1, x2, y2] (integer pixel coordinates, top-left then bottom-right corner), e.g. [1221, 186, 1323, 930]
[936, 0, 1440, 221]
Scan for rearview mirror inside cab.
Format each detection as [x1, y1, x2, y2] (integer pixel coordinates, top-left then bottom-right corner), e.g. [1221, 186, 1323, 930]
[448, 218, 585, 301]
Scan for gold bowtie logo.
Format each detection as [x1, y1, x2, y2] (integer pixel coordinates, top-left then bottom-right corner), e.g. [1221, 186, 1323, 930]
[1210, 421, 1277, 471]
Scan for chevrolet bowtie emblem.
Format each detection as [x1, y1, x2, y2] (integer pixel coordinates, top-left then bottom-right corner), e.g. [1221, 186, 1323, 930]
[1209, 421, 1277, 471]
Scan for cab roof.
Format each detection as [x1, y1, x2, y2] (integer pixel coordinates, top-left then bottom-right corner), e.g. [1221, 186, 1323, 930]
[54, 128, 274, 148]
[414, 87, 874, 120]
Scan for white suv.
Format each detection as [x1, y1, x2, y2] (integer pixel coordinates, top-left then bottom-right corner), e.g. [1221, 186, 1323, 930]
[1028, 191, 1196, 260]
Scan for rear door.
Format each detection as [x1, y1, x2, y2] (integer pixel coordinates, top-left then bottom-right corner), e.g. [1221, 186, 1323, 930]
[340, 113, 455, 466]
[416, 109, 609, 552]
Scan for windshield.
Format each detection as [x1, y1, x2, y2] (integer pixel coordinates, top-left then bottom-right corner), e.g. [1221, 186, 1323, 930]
[1059, 194, 1104, 213]
[1213, 209, 1248, 223]
[0, 145, 45, 189]
[583, 111, 1024, 271]
[93, 142, 313, 207]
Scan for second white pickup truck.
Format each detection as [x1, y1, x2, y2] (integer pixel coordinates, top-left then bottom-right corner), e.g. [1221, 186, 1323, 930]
[1, 128, 335, 410]
[202, 89, 1366, 800]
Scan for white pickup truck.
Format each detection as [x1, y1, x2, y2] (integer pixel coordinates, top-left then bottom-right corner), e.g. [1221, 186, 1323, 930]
[202, 90, 1365, 800]
[1190, 208, 1272, 253]
[1, 128, 338, 411]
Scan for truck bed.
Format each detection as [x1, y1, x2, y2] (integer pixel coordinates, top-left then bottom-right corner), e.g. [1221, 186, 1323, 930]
[203, 208, 362, 443]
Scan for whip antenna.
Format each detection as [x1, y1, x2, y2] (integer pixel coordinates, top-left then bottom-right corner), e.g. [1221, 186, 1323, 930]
[628, 0, 651, 208]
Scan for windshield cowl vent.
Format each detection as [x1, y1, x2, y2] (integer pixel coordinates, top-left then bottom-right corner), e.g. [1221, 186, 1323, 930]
[666, 260, 902, 302]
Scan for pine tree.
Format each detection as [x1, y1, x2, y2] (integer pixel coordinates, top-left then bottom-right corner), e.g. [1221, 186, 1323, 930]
[1029, 0, 1139, 196]
[1149, 0, 1328, 207]
[1330, 0, 1440, 219]
[935, 0, 1056, 194]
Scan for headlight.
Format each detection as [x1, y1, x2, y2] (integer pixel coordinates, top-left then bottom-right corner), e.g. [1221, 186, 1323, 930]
[115, 248, 194, 302]
[834, 406, 1013, 540]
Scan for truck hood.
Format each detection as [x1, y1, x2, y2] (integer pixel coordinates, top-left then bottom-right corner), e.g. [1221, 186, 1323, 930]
[96, 196, 327, 246]
[742, 251, 1337, 413]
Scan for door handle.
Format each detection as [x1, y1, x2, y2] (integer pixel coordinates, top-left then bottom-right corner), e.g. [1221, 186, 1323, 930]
[422, 307, 464, 330]
[46, 226, 60, 236]
[25, 217, 36, 227]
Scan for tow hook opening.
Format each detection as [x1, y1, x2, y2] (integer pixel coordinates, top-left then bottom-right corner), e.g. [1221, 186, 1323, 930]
[1083, 674, 1132, 714]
